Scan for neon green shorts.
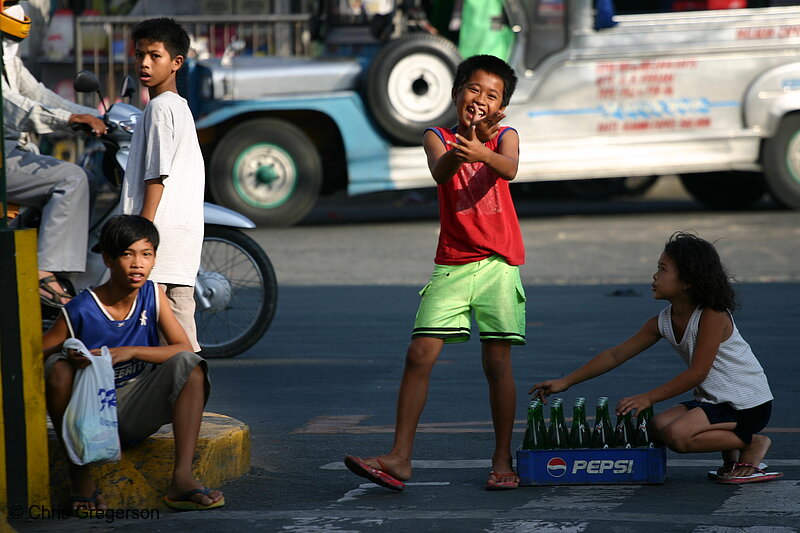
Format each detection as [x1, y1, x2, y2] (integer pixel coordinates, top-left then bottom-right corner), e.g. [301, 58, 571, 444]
[412, 255, 526, 345]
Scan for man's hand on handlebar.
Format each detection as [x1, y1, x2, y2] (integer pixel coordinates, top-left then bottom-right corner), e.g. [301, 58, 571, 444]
[68, 113, 107, 137]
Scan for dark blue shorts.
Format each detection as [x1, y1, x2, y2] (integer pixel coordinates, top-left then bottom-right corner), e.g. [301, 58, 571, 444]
[681, 400, 772, 445]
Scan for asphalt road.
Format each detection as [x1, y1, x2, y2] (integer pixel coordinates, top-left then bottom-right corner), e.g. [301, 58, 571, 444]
[12, 177, 800, 532]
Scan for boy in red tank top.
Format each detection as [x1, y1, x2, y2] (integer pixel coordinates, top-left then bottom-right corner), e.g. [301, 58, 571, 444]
[345, 55, 525, 491]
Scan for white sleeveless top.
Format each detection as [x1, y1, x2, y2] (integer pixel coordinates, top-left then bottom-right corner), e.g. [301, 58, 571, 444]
[658, 306, 773, 410]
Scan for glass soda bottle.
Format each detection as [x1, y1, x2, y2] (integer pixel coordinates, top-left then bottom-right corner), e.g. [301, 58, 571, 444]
[634, 406, 655, 448]
[522, 399, 548, 450]
[547, 399, 569, 449]
[591, 397, 611, 449]
[613, 411, 633, 448]
[569, 397, 589, 449]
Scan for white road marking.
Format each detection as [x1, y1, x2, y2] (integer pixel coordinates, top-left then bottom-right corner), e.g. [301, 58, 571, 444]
[694, 527, 797, 533]
[518, 485, 639, 512]
[485, 520, 589, 533]
[335, 482, 449, 503]
[712, 480, 800, 517]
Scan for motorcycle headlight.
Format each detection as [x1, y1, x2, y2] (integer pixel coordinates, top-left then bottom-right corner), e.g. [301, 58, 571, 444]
[119, 119, 137, 134]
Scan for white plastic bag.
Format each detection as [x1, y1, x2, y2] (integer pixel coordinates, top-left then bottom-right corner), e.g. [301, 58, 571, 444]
[61, 339, 121, 465]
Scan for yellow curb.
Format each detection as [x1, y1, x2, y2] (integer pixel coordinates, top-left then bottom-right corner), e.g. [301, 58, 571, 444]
[48, 412, 250, 509]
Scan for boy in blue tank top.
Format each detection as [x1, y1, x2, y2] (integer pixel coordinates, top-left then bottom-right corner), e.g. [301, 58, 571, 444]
[43, 215, 225, 514]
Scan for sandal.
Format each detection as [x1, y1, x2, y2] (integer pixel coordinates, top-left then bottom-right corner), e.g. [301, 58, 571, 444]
[714, 462, 783, 484]
[72, 488, 106, 517]
[39, 275, 71, 308]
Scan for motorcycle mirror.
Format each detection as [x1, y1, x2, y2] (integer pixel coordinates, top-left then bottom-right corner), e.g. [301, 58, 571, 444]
[120, 75, 136, 101]
[74, 70, 101, 93]
[74, 70, 108, 115]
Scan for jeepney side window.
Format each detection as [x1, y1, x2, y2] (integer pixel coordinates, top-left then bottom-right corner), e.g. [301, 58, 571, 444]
[524, 0, 567, 70]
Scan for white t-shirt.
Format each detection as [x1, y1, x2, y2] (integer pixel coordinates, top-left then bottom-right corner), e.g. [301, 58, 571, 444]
[658, 306, 773, 410]
[120, 91, 205, 286]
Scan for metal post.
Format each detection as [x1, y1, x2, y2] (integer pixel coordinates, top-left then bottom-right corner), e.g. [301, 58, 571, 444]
[0, 32, 50, 516]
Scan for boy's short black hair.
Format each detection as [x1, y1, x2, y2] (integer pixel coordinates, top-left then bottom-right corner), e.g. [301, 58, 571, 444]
[98, 215, 159, 257]
[132, 17, 190, 60]
[453, 55, 518, 107]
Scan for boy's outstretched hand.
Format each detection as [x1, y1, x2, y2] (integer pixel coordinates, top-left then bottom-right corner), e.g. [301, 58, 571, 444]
[528, 378, 570, 403]
[473, 111, 505, 143]
[447, 125, 490, 163]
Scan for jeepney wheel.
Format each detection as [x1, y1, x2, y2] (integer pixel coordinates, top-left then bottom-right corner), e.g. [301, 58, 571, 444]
[366, 33, 461, 146]
[763, 113, 800, 209]
[679, 172, 766, 210]
[209, 118, 322, 226]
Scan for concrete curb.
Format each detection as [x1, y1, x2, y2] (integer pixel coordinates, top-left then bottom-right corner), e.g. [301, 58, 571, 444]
[48, 412, 250, 509]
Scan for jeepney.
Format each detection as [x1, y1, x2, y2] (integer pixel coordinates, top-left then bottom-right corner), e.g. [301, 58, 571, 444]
[186, 0, 800, 224]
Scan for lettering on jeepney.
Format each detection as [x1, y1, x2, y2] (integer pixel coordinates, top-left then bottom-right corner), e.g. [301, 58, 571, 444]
[595, 98, 713, 133]
[595, 60, 695, 101]
[736, 26, 800, 40]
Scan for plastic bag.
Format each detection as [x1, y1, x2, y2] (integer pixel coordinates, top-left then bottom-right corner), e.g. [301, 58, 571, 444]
[61, 338, 121, 465]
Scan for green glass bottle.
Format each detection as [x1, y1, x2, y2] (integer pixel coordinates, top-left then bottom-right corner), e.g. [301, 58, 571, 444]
[533, 399, 549, 449]
[569, 397, 589, 449]
[590, 397, 611, 449]
[547, 399, 569, 449]
[613, 411, 634, 448]
[634, 406, 655, 448]
[522, 399, 547, 450]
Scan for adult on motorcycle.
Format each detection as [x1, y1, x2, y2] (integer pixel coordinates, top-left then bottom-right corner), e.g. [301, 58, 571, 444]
[1, 0, 106, 307]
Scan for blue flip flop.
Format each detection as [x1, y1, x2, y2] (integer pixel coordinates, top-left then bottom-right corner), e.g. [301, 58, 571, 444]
[164, 488, 225, 511]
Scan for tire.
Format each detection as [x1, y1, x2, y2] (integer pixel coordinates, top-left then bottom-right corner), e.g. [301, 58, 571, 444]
[196, 225, 277, 358]
[679, 172, 766, 210]
[620, 176, 659, 196]
[209, 118, 322, 226]
[562, 178, 625, 199]
[365, 34, 461, 145]
[763, 113, 800, 208]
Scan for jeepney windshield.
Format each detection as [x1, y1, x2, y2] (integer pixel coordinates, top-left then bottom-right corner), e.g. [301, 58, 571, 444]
[524, 0, 567, 70]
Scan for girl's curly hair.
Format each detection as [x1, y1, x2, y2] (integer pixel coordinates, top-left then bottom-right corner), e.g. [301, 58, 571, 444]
[663, 232, 738, 312]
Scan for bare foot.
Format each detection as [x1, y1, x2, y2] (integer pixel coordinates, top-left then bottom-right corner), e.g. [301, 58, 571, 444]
[491, 456, 515, 481]
[728, 435, 771, 477]
[166, 480, 224, 507]
[361, 455, 412, 481]
[69, 466, 106, 513]
[716, 449, 740, 476]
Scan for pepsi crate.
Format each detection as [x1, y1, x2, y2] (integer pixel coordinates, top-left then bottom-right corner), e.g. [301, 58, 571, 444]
[516, 446, 666, 486]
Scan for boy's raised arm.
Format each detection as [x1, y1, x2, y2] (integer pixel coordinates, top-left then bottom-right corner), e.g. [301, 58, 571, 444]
[424, 129, 462, 184]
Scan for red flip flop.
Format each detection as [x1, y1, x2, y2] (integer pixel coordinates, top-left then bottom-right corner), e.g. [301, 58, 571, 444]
[485, 471, 519, 490]
[714, 462, 783, 484]
[344, 455, 405, 491]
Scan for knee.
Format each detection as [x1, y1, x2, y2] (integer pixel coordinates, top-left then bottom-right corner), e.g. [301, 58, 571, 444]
[46, 360, 75, 391]
[405, 339, 438, 371]
[660, 424, 692, 453]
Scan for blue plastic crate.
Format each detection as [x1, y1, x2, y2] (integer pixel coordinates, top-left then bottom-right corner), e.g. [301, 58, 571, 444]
[516, 446, 666, 485]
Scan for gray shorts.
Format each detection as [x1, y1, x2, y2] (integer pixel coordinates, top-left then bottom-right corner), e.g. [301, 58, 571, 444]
[45, 351, 209, 443]
[159, 284, 200, 353]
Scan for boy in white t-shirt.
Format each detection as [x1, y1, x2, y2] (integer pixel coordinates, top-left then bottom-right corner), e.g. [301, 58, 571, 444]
[120, 17, 205, 351]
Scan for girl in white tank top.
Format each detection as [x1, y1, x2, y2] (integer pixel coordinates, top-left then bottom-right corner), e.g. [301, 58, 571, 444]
[529, 232, 780, 485]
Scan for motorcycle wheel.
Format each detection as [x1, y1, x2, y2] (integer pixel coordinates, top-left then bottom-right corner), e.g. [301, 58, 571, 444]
[196, 225, 278, 358]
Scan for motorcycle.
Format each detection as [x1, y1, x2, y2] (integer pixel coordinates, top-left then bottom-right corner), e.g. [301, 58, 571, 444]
[15, 71, 277, 358]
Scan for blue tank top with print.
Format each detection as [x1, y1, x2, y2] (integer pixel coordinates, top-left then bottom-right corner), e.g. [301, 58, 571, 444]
[63, 280, 160, 387]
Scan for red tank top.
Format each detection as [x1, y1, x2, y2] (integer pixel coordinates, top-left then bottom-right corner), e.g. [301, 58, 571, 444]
[429, 126, 525, 266]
